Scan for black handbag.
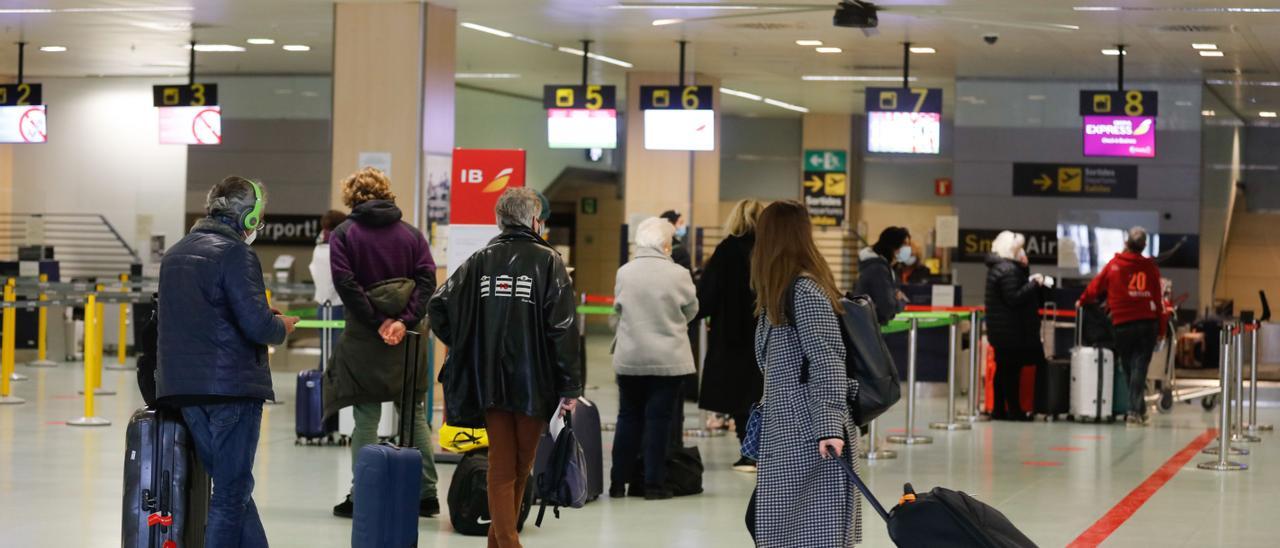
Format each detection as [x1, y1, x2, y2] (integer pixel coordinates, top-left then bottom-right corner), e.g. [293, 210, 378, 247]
[788, 285, 901, 429]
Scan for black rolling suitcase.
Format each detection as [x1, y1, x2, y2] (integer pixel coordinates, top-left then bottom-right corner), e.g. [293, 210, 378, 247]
[533, 396, 604, 503]
[1034, 360, 1070, 420]
[837, 458, 1037, 548]
[122, 407, 210, 548]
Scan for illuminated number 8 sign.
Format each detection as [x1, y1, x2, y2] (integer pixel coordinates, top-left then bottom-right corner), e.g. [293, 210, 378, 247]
[1124, 90, 1144, 116]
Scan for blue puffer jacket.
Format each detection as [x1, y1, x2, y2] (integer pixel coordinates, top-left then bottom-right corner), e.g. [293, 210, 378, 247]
[156, 218, 286, 402]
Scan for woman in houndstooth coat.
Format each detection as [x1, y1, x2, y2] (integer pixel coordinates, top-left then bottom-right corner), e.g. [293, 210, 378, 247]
[750, 201, 861, 548]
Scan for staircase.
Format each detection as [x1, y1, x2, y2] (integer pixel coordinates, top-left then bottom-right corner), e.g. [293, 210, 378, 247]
[0, 213, 140, 280]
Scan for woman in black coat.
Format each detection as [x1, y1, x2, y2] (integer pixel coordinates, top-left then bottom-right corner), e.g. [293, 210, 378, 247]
[696, 199, 764, 471]
[983, 231, 1046, 421]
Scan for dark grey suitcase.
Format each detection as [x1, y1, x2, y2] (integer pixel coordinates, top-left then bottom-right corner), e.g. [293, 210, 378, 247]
[122, 407, 210, 548]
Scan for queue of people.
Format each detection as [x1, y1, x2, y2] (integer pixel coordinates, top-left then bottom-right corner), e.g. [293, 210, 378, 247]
[159, 181, 1171, 548]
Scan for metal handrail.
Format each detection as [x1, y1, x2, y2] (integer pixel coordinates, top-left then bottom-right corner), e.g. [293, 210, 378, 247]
[0, 213, 141, 273]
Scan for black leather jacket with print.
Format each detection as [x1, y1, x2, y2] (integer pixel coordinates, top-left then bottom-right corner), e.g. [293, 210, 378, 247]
[428, 227, 582, 427]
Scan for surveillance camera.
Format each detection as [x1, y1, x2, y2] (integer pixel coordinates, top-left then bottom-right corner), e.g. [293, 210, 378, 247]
[983, 34, 999, 45]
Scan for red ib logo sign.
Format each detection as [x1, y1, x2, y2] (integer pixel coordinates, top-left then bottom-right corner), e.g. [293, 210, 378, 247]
[459, 168, 514, 194]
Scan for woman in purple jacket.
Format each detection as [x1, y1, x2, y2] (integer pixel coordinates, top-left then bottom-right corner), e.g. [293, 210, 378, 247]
[323, 168, 440, 519]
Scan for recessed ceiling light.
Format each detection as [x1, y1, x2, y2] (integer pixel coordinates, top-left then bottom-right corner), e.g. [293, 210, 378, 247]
[1192, 43, 1218, 50]
[1260, 111, 1277, 118]
[1028, 94, 1046, 101]
[0, 6, 192, 13]
[455, 73, 521, 79]
[460, 22, 514, 38]
[815, 47, 842, 53]
[652, 18, 683, 26]
[802, 75, 918, 82]
[39, 46, 67, 53]
[1200, 50, 1225, 57]
[1072, 6, 1121, 11]
[189, 44, 245, 53]
[1101, 49, 1126, 56]
[282, 44, 311, 52]
[909, 46, 936, 54]
[247, 38, 275, 45]
[763, 98, 809, 113]
[557, 47, 634, 68]
[720, 87, 763, 101]
[1201, 110, 1216, 116]
[796, 39, 823, 46]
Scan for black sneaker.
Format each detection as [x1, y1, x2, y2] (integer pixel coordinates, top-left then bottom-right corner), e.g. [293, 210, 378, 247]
[609, 484, 628, 499]
[732, 456, 757, 473]
[643, 484, 673, 501]
[419, 497, 440, 518]
[627, 483, 647, 498]
[333, 494, 353, 518]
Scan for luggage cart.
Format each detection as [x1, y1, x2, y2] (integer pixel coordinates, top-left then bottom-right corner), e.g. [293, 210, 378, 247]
[1149, 286, 1222, 413]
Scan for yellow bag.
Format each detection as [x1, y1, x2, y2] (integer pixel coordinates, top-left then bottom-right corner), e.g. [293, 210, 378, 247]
[439, 423, 489, 454]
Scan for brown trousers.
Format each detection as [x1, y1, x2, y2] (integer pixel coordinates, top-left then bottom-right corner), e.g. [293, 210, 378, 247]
[485, 409, 545, 548]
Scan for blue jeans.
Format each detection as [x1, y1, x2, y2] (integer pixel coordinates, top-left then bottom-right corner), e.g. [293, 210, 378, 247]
[611, 375, 682, 487]
[182, 400, 268, 548]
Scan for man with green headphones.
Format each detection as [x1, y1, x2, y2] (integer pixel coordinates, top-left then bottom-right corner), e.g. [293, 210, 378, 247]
[157, 175, 298, 547]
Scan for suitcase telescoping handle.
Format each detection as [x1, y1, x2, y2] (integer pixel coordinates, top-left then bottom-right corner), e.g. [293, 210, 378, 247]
[399, 330, 422, 449]
[834, 456, 891, 522]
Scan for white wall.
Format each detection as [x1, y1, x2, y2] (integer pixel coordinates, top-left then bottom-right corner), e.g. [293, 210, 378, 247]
[12, 77, 187, 263]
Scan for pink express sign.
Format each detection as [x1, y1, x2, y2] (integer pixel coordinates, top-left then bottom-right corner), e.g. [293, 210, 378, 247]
[1083, 116, 1155, 158]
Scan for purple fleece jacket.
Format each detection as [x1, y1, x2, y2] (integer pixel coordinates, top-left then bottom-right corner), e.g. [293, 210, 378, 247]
[329, 200, 437, 329]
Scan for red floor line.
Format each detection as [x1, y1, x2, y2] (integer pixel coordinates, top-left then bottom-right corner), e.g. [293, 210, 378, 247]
[1066, 428, 1218, 548]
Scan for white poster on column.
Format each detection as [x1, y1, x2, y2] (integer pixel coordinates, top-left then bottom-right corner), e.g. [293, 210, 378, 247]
[446, 225, 501, 276]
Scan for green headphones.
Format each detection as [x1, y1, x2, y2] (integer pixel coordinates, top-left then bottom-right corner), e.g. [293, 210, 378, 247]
[241, 181, 264, 231]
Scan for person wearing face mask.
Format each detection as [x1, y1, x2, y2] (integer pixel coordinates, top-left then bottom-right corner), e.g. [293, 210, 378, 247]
[156, 176, 299, 546]
[429, 187, 581, 548]
[984, 231, 1046, 421]
[854, 227, 911, 326]
[659, 209, 693, 271]
[895, 241, 929, 285]
[324, 167, 441, 520]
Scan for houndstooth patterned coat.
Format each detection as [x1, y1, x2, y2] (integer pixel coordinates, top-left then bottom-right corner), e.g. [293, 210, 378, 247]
[753, 277, 862, 547]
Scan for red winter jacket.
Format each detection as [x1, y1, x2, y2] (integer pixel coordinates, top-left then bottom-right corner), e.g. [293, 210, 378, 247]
[1078, 251, 1162, 326]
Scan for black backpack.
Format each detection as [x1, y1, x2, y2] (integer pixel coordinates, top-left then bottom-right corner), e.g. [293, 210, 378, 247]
[135, 301, 159, 407]
[785, 285, 901, 428]
[627, 445, 705, 497]
[447, 450, 533, 536]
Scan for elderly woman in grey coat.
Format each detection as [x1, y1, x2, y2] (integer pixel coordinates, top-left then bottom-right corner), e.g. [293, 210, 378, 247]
[609, 216, 699, 500]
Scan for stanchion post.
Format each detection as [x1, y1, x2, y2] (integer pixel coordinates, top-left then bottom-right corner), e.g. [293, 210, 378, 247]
[0, 282, 25, 404]
[1200, 323, 1246, 470]
[79, 285, 115, 396]
[104, 273, 133, 370]
[958, 310, 986, 422]
[68, 292, 110, 427]
[931, 318, 971, 431]
[685, 318, 725, 438]
[28, 273, 57, 368]
[887, 317, 932, 445]
[1233, 327, 1261, 443]
[1248, 324, 1272, 433]
[861, 419, 897, 460]
[4, 279, 26, 383]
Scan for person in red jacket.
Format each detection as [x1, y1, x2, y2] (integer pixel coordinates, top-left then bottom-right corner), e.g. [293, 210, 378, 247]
[1078, 227, 1163, 425]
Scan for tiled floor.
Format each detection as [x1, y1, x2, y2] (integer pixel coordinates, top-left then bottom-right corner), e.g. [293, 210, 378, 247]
[2, 334, 1278, 547]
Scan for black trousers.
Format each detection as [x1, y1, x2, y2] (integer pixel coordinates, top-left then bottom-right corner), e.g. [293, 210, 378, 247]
[611, 375, 683, 488]
[990, 341, 1046, 418]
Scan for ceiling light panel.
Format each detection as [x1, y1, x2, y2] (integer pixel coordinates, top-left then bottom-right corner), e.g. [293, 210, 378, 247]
[247, 38, 275, 45]
[796, 40, 823, 46]
[1192, 43, 1218, 50]
[1200, 51, 1225, 57]
[815, 47, 842, 53]
[909, 47, 936, 54]
[282, 45, 311, 52]
[190, 44, 245, 52]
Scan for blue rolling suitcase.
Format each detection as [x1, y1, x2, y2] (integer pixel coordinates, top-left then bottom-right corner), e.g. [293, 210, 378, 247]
[122, 407, 210, 548]
[296, 302, 338, 444]
[352, 330, 424, 548]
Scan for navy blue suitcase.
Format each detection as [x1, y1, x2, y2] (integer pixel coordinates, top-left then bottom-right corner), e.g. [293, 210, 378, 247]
[352, 331, 424, 548]
[296, 302, 338, 444]
[122, 407, 210, 548]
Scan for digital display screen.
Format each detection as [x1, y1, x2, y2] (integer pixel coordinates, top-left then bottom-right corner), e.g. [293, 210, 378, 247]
[0, 105, 47, 143]
[1083, 115, 1155, 158]
[547, 108, 617, 149]
[643, 109, 715, 151]
[158, 106, 222, 145]
[867, 111, 940, 154]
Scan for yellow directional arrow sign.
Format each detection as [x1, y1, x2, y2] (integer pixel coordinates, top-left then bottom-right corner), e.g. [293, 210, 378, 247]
[804, 175, 824, 193]
[1034, 174, 1053, 191]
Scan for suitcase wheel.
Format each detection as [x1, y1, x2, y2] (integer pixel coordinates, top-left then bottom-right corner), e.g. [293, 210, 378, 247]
[1201, 395, 1218, 411]
[1158, 389, 1174, 414]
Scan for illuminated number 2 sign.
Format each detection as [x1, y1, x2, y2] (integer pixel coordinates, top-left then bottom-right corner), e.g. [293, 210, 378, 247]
[1079, 89, 1158, 117]
[542, 85, 617, 110]
[152, 83, 219, 107]
[865, 87, 942, 113]
[0, 83, 43, 106]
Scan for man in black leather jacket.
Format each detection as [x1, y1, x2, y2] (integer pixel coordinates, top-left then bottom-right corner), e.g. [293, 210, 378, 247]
[157, 176, 298, 546]
[429, 187, 580, 548]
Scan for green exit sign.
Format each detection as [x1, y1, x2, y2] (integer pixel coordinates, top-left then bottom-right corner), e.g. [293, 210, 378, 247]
[804, 150, 846, 173]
